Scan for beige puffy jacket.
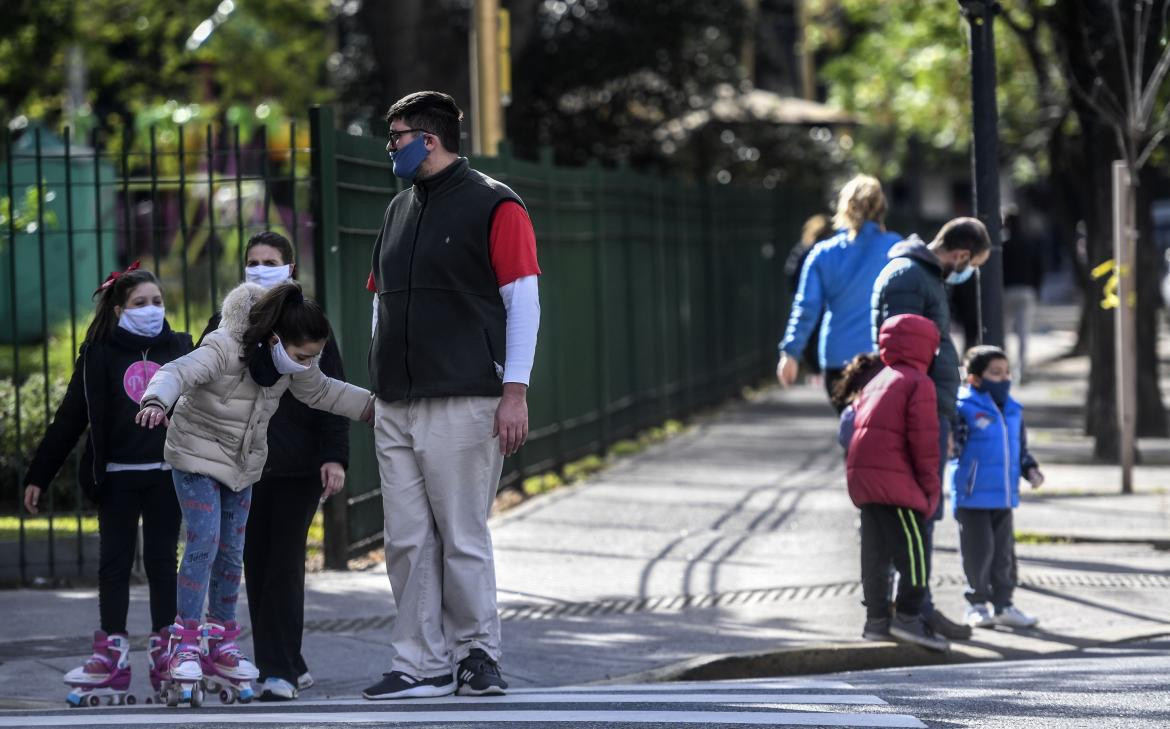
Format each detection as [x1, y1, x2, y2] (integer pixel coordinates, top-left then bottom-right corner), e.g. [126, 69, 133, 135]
[141, 283, 373, 491]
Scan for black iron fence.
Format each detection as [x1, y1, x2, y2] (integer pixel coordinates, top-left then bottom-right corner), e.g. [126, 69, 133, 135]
[1, 121, 314, 585]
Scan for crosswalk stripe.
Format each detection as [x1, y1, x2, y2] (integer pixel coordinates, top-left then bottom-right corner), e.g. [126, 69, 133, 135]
[510, 679, 857, 692]
[0, 709, 927, 727]
[290, 692, 886, 707]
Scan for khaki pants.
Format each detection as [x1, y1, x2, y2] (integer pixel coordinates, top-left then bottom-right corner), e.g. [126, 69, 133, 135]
[374, 396, 504, 677]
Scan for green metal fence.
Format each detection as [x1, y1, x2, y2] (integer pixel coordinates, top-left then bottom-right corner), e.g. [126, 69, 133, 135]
[309, 106, 818, 566]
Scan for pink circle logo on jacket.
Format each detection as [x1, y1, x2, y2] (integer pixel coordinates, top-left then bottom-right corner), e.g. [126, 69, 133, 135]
[124, 360, 161, 402]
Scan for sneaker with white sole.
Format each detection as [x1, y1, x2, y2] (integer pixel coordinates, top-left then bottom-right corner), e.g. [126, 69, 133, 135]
[965, 603, 996, 628]
[862, 616, 891, 641]
[297, 672, 314, 691]
[456, 648, 507, 696]
[362, 671, 454, 700]
[994, 605, 1039, 628]
[889, 612, 950, 652]
[259, 677, 297, 701]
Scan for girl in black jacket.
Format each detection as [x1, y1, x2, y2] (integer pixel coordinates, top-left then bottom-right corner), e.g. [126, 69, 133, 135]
[23, 264, 193, 705]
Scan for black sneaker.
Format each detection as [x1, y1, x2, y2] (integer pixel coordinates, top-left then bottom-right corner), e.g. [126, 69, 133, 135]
[890, 612, 950, 653]
[925, 608, 974, 640]
[362, 670, 455, 700]
[862, 616, 891, 641]
[455, 648, 508, 696]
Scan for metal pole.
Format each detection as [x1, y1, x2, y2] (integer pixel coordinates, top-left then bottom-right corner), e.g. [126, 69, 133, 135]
[474, 0, 503, 156]
[1112, 161, 1136, 494]
[959, 0, 1004, 348]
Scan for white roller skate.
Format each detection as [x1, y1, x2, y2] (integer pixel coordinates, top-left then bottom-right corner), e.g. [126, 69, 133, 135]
[162, 619, 205, 707]
[200, 620, 258, 704]
[64, 631, 136, 707]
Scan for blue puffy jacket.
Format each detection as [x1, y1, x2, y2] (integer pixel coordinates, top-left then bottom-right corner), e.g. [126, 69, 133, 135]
[780, 221, 903, 370]
[946, 385, 1037, 512]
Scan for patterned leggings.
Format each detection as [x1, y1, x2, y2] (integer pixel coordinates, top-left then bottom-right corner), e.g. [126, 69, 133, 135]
[173, 469, 252, 622]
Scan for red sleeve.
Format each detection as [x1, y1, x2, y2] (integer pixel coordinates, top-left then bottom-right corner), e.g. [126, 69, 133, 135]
[366, 271, 376, 292]
[489, 201, 541, 287]
[906, 376, 941, 516]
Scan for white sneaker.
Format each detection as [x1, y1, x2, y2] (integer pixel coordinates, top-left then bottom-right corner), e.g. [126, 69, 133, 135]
[965, 603, 996, 628]
[297, 672, 314, 691]
[994, 605, 1039, 628]
[260, 677, 298, 701]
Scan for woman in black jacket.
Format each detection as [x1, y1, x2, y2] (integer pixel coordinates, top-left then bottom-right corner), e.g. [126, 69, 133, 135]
[23, 264, 193, 705]
[198, 231, 350, 702]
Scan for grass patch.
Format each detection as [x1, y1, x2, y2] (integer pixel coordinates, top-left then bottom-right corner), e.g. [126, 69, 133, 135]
[1014, 531, 1074, 545]
[0, 514, 98, 541]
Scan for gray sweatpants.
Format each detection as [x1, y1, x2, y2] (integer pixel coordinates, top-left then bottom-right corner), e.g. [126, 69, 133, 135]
[955, 507, 1015, 610]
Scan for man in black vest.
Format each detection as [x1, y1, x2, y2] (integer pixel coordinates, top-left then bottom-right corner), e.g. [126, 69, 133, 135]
[362, 91, 541, 700]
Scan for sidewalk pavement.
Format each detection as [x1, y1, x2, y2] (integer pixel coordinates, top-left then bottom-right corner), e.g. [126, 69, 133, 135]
[1, 304, 1167, 708]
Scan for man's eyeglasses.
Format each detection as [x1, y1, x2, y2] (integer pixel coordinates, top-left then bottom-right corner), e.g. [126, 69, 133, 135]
[388, 128, 431, 149]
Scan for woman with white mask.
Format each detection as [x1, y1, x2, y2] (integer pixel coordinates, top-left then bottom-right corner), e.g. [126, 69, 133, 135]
[197, 231, 352, 702]
[23, 264, 193, 706]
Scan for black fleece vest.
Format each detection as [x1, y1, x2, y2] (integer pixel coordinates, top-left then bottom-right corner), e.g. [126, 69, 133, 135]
[369, 158, 522, 402]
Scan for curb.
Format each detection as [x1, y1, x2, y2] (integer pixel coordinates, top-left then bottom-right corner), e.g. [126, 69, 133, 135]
[595, 626, 1170, 685]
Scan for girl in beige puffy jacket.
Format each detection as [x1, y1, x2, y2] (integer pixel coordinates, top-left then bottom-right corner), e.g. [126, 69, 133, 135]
[135, 281, 372, 701]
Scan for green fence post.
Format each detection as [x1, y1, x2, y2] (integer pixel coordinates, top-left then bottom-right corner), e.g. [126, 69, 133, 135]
[310, 105, 348, 571]
[589, 160, 611, 455]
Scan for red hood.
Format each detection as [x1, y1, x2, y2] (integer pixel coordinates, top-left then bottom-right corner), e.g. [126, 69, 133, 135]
[878, 314, 939, 372]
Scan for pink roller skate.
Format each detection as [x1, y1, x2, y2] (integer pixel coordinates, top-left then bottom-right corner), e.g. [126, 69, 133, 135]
[162, 619, 204, 707]
[199, 620, 258, 704]
[64, 631, 135, 707]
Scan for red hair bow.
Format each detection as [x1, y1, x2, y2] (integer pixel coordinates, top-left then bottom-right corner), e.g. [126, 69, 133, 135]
[94, 260, 142, 296]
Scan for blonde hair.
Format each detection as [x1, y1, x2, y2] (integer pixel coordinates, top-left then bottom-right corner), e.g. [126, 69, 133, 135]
[832, 175, 887, 237]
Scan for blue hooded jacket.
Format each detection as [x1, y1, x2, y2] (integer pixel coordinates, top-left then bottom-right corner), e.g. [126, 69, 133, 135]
[946, 384, 1037, 512]
[779, 221, 903, 370]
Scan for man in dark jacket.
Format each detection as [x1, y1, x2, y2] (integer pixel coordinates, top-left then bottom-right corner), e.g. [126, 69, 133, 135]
[871, 216, 992, 641]
[364, 91, 541, 701]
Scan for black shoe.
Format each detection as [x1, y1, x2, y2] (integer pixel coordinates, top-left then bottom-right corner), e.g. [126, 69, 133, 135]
[362, 670, 454, 700]
[456, 648, 508, 696]
[926, 608, 974, 640]
[862, 616, 891, 641]
[890, 612, 950, 653]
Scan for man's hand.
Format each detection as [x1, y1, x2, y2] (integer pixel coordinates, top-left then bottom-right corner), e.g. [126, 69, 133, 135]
[1026, 467, 1044, 489]
[494, 383, 529, 457]
[135, 404, 168, 429]
[320, 462, 346, 501]
[776, 354, 798, 388]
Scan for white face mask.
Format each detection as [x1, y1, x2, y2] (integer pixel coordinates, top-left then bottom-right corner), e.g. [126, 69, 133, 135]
[271, 336, 310, 375]
[245, 264, 292, 290]
[118, 305, 165, 337]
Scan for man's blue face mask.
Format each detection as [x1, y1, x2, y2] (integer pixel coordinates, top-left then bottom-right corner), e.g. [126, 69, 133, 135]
[946, 264, 976, 285]
[390, 134, 429, 181]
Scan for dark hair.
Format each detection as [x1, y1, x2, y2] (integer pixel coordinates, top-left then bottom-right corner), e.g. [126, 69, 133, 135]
[85, 269, 162, 345]
[239, 281, 330, 359]
[830, 352, 884, 411]
[964, 345, 1008, 377]
[385, 91, 463, 154]
[933, 216, 991, 255]
[246, 230, 294, 265]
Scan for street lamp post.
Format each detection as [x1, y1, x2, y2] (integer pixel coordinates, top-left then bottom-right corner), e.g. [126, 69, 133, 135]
[959, 0, 1004, 349]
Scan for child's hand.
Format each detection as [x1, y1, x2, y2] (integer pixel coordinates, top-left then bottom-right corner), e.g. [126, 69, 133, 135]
[135, 404, 169, 429]
[1026, 467, 1044, 489]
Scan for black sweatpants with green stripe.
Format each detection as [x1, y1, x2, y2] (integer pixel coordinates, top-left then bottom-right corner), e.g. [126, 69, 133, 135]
[860, 504, 929, 618]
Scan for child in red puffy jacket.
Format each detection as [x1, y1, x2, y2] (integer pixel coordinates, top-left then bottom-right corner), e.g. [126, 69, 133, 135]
[845, 313, 947, 652]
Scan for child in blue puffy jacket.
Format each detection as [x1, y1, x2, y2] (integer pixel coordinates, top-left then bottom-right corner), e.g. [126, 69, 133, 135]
[947, 345, 1045, 630]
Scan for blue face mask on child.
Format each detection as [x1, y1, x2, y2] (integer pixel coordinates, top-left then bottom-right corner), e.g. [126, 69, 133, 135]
[390, 135, 429, 181]
[976, 378, 1011, 407]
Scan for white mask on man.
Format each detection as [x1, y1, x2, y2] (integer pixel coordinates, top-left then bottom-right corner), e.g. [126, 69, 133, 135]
[118, 305, 165, 337]
[271, 336, 310, 375]
[245, 264, 292, 290]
